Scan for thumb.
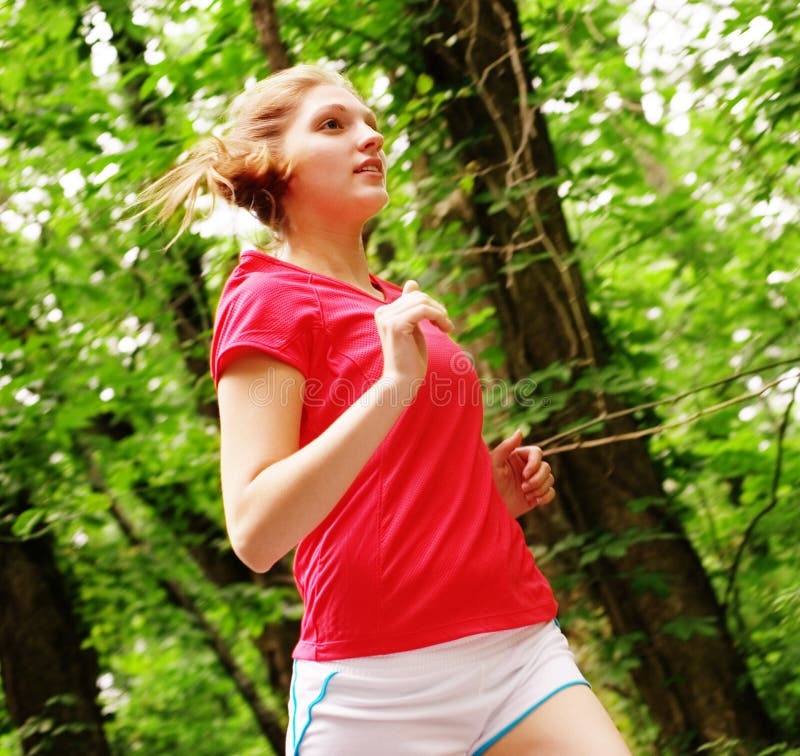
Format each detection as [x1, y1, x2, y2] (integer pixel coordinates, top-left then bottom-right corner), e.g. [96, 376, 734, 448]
[402, 279, 420, 296]
[494, 429, 523, 460]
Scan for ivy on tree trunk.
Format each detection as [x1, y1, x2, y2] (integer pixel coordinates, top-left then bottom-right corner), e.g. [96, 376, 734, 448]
[415, 0, 775, 748]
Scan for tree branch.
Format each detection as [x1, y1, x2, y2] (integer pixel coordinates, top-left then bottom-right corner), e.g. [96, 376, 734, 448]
[722, 379, 797, 611]
[537, 357, 800, 450]
[541, 373, 793, 456]
[80, 449, 286, 753]
[250, 0, 291, 71]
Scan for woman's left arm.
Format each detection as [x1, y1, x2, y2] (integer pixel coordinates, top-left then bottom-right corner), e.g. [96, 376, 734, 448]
[491, 429, 555, 519]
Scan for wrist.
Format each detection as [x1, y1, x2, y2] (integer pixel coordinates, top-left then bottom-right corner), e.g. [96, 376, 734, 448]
[376, 372, 423, 408]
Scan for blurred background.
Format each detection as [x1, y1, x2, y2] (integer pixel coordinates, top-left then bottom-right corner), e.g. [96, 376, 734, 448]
[1, 0, 798, 753]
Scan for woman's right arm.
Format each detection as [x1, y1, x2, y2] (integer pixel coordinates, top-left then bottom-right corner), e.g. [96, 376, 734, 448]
[217, 281, 452, 572]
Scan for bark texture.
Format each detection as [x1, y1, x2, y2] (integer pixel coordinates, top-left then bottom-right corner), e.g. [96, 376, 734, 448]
[110, 0, 300, 708]
[419, 0, 774, 749]
[250, 0, 292, 71]
[0, 493, 110, 756]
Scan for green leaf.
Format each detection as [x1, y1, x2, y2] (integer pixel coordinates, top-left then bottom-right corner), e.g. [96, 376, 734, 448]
[12, 509, 47, 537]
[415, 73, 434, 94]
[661, 616, 719, 642]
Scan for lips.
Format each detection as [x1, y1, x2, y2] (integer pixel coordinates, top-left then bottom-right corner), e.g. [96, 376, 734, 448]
[355, 158, 384, 175]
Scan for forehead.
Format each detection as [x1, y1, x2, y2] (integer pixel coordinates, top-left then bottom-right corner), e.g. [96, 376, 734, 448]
[296, 84, 371, 119]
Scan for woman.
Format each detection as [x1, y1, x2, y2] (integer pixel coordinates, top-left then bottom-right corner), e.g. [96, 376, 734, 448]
[141, 65, 630, 756]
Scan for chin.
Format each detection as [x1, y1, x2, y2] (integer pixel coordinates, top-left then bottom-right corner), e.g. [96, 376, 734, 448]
[304, 189, 388, 226]
[357, 191, 390, 221]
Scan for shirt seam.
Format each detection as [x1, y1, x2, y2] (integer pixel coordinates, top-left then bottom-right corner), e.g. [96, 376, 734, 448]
[294, 603, 559, 655]
[310, 274, 381, 387]
[377, 444, 385, 636]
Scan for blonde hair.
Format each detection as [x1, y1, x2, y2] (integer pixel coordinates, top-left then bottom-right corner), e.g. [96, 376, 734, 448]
[136, 65, 362, 247]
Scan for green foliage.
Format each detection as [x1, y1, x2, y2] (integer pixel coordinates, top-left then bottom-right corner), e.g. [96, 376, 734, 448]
[1, 0, 798, 752]
[660, 615, 719, 641]
[0, 684, 22, 756]
[518, 0, 800, 739]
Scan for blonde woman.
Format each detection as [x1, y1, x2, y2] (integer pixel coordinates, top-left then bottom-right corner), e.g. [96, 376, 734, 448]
[141, 65, 630, 756]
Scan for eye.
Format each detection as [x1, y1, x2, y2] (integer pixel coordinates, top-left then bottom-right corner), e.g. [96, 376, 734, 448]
[321, 117, 342, 130]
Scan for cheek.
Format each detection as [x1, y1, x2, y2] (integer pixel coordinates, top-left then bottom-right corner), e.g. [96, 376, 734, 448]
[288, 150, 345, 192]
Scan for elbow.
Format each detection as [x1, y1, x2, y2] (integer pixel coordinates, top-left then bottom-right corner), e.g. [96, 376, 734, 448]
[227, 523, 279, 574]
[231, 538, 277, 574]
[224, 488, 281, 573]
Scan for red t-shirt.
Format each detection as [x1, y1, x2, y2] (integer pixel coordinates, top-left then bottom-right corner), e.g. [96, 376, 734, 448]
[210, 250, 557, 661]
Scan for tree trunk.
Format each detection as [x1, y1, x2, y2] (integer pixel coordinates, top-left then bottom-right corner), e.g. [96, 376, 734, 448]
[0, 492, 110, 756]
[78, 449, 287, 755]
[250, 0, 292, 71]
[105, 0, 301, 706]
[417, 0, 774, 749]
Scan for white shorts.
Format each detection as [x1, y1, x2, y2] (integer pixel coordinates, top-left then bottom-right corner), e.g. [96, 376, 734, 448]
[286, 620, 589, 755]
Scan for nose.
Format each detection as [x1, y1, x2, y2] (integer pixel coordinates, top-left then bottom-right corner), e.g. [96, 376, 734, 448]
[358, 123, 384, 153]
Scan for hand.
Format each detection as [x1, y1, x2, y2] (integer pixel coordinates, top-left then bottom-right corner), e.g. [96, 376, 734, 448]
[374, 280, 453, 402]
[491, 430, 555, 519]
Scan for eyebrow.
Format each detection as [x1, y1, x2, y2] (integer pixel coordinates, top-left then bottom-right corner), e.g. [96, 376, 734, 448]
[310, 103, 378, 127]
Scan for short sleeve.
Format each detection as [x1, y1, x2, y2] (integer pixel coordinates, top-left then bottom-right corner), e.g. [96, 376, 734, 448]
[209, 270, 319, 388]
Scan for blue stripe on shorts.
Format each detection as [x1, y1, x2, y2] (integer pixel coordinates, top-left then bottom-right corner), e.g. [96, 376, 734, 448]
[291, 663, 338, 756]
[471, 679, 591, 755]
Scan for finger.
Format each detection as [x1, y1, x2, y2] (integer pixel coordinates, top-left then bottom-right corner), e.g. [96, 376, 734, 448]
[526, 488, 556, 509]
[518, 445, 543, 478]
[493, 430, 523, 460]
[526, 484, 555, 502]
[403, 279, 420, 295]
[522, 470, 554, 494]
[408, 302, 454, 332]
[411, 325, 427, 362]
[392, 289, 450, 322]
[522, 461, 551, 490]
[388, 300, 454, 333]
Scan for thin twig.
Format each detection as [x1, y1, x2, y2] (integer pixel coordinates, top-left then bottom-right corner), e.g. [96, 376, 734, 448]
[538, 357, 800, 449]
[541, 374, 792, 456]
[79, 448, 286, 750]
[459, 235, 546, 256]
[722, 380, 797, 610]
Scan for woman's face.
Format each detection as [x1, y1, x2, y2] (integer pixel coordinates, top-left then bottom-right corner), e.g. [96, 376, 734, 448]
[280, 84, 388, 229]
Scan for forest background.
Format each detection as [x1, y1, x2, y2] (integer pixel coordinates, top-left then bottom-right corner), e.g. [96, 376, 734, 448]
[1, 0, 798, 754]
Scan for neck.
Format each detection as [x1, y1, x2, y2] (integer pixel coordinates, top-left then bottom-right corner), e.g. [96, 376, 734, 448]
[282, 217, 378, 297]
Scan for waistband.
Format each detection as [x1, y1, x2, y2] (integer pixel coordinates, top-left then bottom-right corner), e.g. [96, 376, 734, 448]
[305, 621, 556, 677]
